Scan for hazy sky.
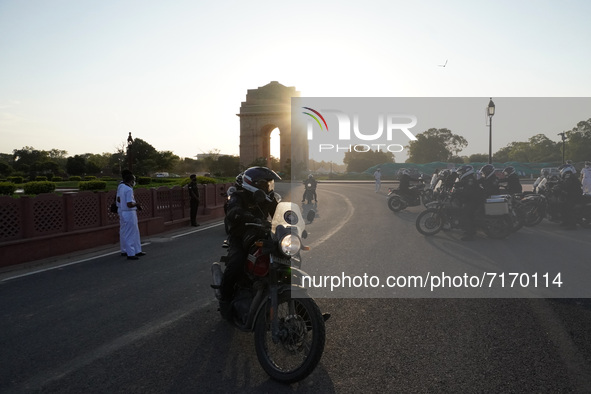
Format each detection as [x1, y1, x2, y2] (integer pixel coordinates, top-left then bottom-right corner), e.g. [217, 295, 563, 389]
[1, 0, 590, 163]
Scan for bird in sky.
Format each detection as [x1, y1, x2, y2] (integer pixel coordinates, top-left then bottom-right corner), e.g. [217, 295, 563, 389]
[438, 59, 448, 67]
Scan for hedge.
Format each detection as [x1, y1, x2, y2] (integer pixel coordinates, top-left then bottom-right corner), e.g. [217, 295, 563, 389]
[7, 176, 24, 184]
[68, 176, 82, 182]
[0, 182, 17, 195]
[79, 180, 107, 191]
[23, 181, 56, 195]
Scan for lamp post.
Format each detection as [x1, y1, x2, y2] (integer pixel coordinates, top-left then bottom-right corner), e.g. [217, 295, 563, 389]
[487, 98, 495, 164]
[558, 132, 567, 164]
[127, 132, 134, 171]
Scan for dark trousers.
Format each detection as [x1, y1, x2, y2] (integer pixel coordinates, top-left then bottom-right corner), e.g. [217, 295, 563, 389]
[190, 199, 199, 225]
[220, 236, 247, 301]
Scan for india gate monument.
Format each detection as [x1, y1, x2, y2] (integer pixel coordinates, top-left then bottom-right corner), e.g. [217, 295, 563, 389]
[237, 81, 308, 177]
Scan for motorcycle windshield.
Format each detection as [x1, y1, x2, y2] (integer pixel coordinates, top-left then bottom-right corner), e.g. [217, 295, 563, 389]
[271, 202, 306, 236]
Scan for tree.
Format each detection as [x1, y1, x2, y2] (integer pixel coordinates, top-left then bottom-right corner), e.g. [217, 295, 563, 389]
[66, 155, 87, 176]
[406, 128, 467, 163]
[565, 118, 591, 162]
[467, 153, 489, 163]
[127, 138, 158, 175]
[492, 134, 561, 163]
[343, 149, 394, 173]
[0, 162, 13, 177]
[155, 151, 180, 172]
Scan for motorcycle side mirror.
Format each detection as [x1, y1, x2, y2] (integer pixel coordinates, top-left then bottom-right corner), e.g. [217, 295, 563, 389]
[307, 209, 316, 223]
[253, 189, 267, 204]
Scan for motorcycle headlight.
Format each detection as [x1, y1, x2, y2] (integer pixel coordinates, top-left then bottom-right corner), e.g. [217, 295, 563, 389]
[279, 234, 301, 256]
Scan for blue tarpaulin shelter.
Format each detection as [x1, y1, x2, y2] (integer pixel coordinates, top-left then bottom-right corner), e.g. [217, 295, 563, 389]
[366, 162, 561, 179]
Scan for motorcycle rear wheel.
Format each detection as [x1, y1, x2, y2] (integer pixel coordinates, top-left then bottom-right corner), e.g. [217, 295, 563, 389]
[522, 203, 544, 227]
[482, 216, 512, 239]
[416, 208, 444, 236]
[254, 292, 326, 383]
[387, 195, 405, 212]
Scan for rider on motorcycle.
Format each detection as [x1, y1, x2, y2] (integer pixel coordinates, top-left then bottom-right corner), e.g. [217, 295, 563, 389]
[556, 164, 582, 230]
[397, 168, 422, 201]
[478, 164, 500, 197]
[533, 169, 550, 193]
[453, 165, 485, 241]
[219, 166, 281, 319]
[302, 174, 318, 202]
[499, 166, 522, 194]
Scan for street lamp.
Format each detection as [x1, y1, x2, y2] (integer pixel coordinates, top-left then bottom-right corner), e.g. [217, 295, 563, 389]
[487, 98, 495, 164]
[558, 132, 567, 164]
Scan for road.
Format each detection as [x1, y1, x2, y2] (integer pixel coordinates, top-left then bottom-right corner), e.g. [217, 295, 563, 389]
[1, 182, 591, 393]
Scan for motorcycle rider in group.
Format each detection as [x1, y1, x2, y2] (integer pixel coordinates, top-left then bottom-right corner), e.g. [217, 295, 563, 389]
[397, 168, 421, 202]
[453, 165, 485, 241]
[581, 161, 591, 195]
[441, 169, 458, 193]
[302, 173, 318, 202]
[478, 164, 500, 197]
[499, 166, 522, 194]
[533, 169, 550, 194]
[556, 164, 582, 230]
[219, 166, 281, 319]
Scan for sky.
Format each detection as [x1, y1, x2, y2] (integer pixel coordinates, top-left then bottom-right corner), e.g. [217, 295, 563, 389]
[1, 0, 590, 164]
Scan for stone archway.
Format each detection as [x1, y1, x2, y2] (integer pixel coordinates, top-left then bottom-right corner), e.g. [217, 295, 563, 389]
[237, 81, 307, 175]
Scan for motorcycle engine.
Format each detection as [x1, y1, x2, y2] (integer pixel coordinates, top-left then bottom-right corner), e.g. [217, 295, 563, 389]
[232, 288, 253, 324]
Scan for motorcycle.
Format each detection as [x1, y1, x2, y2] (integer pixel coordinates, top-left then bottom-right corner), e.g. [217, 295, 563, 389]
[211, 191, 329, 383]
[538, 185, 591, 228]
[415, 193, 514, 239]
[387, 181, 436, 212]
[302, 181, 316, 204]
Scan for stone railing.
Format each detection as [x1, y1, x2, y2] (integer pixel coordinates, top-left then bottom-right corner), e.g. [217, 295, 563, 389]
[0, 183, 233, 268]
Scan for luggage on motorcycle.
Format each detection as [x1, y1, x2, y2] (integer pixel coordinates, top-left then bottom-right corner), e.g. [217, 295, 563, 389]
[485, 195, 510, 215]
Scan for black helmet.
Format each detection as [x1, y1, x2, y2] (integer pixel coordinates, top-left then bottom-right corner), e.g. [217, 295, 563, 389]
[503, 166, 515, 176]
[457, 165, 475, 181]
[242, 166, 281, 194]
[479, 164, 495, 179]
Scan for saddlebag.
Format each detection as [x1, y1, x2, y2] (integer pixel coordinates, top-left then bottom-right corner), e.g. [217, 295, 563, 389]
[484, 196, 510, 215]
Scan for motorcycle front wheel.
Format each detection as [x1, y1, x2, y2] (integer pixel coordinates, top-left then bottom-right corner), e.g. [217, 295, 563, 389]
[522, 203, 545, 227]
[416, 208, 444, 236]
[387, 195, 405, 212]
[254, 292, 326, 383]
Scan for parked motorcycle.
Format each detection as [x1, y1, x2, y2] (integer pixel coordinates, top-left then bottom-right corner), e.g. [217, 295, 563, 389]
[538, 186, 591, 228]
[211, 192, 328, 383]
[415, 194, 514, 239]
[387, 182, 436, 212]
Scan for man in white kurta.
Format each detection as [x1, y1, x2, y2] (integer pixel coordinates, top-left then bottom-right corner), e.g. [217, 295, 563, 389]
[117, 175, 142, 259]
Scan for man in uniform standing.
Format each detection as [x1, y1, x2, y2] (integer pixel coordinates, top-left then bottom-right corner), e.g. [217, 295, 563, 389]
[188, 174, 200, 227]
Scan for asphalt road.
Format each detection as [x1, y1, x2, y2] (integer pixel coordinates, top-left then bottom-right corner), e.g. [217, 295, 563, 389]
[1, 182, 591, 393]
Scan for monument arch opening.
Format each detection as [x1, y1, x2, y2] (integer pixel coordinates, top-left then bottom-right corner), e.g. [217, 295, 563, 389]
[237, 81, 307, 177]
